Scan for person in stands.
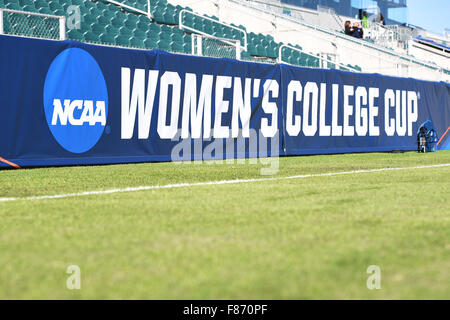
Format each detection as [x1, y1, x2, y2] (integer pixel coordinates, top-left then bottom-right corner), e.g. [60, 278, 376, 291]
[352, 21, 363, 39]
[379, 13, 385, 25]
[344, 21, 353, 36]
[362, 11, 370, 28]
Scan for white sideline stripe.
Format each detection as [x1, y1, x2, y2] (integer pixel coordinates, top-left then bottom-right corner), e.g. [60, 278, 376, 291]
[1, 163, 449, 203]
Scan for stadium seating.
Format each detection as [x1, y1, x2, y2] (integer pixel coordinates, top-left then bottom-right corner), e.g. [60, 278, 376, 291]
[0, 0, 361, 70]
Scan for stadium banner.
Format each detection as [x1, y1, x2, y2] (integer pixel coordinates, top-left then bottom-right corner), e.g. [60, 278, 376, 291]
[0, 35, 449, 168]
[279, 64, 450, 155]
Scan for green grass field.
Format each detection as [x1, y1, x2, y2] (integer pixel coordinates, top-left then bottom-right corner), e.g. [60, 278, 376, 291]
[0, 151, 449, 299]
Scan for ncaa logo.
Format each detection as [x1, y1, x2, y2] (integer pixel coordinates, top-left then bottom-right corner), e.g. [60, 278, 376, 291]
[43, 48, 108, 153]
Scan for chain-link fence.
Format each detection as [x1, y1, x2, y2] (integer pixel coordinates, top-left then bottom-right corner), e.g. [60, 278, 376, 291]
[0, 9, 64, 40]
[192, 34, 239, 60]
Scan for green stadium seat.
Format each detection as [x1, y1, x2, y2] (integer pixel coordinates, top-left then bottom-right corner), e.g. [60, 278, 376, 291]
[133, 28, 147, 39]
[171, 41, 183, 53]
[265, 46, 277, 59]
[119, 26, 133, 37]
[160, 24, 172, 34]
[59, 1, 71, 12]
[138, 14, 151, 24]
[96, 15, 109, 26]
[192, 22, 203, 32]
[203, 25, 213, 35]
[49, 4, 65, 15]
[300, 54, 308, 66]
[311, 57, 320, 67]
[163, 12, 177, 25]
[100, 33, 116, 45]
[172, 27, 183, 36]
[212, 24, 223, 34]
[102, 9, 116, 20]
[137, 0, 149, 8]
[83, 13, 97, 26]
[124, 19, 138, 30]
[183, 34, 192, 44]
[71, 0, 84, 7]
[34, 0, 49, 10]
[105, 24, 120, 36]
[289, 55, 299, 66]
[91, 24, 106, 36]
[203, 19, 212, 28]
[83, 0, 96, 11]
[257, 38, 267, 47]
[144, 38, 157, 49]
[89, 7, 104, 18]
[181, 15, 194, 27]
[111, 17, 125, 29]
[84, 31, 99, 43]
[38, 6, 54, 15]
[146, 30, 159, 41]
[126, 13, 139, 24]
[95, 1, 109, 12]
[255, 44, 266, 57]
[152, 9, 165, 24]
[157, 39, 171, 51]
[6, 2, 22, 10]
[130, 37, 145, 48]
[149, 23, 161, 33]
[135, 21, 148, 31]
[68, 29, 84, 42]
[22, 5, 37, 12]
[247, 44, 257, 56]
[223, 28, 234, 39]
[19, 0, 34, 6]
[159, 31, 171, 41]
[171, 33, 183, 43]
[115, 34, 131, 47]
[183, 42, 192, 54]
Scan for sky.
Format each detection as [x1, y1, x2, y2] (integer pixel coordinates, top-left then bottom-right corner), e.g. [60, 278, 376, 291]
[407, 0, 450, 35]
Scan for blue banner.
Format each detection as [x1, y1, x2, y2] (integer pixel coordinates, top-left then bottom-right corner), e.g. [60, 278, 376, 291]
[0, 35, 449, 168]
[280, 64, 450, 155]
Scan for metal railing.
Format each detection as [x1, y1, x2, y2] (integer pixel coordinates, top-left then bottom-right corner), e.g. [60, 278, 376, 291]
[278, 44, 361, 72]
[179, 9, 247, 53]
[0, 8, 66, 40]
[103, 0, 152, 19]
[364, 22, 409, 50]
